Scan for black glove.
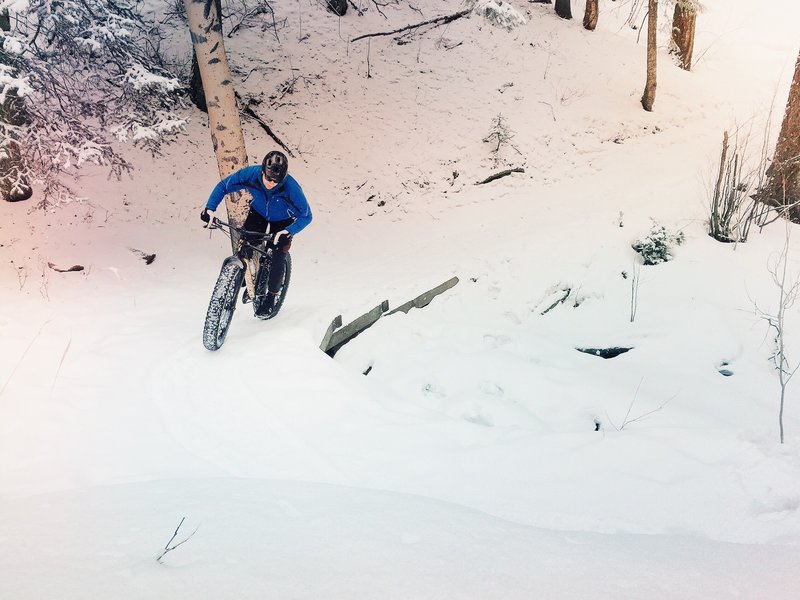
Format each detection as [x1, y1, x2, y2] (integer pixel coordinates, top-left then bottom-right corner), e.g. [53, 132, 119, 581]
[201, 208, 215, 227]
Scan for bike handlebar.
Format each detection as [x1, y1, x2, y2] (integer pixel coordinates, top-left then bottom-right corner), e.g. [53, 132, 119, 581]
[209, 217, 275, 242]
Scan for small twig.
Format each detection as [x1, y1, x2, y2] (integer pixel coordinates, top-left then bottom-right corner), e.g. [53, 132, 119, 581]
[630, 263, 640, 323]
[51, 338, 71, 390]
[622, 396, 674, 428]
[538, 101, 556, 122]
[348, 0, 365, 15]
[157, 517, 199, 564]
[475, 167, 525, 185]
[620, 377, 645, 428]
[351, 9, 471, 43]
[541, 287, 571, 315]
[0, 320, 50, 400]
[370, 0, 390, 19]
[367, 38, 372, 78]
[607, 379, 674, 431]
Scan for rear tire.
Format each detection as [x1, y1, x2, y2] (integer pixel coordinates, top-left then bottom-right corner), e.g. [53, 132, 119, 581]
[203, 259, 244, 351]
[254, 251, 292, 319]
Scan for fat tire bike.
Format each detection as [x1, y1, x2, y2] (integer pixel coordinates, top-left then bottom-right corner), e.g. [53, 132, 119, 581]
[202, 217, 292, 351]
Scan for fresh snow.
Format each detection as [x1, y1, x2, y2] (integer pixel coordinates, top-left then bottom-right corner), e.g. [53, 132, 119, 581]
[2, 0, 800, 598]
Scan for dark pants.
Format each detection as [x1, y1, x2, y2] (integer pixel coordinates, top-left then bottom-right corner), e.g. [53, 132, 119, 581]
[243, 211, 292, 294]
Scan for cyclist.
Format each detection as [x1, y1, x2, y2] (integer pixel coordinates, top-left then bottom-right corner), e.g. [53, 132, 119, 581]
[201, 150, 312, 315]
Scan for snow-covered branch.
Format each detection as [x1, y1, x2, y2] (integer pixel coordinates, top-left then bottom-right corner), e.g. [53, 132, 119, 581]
[0, 0, 187, 205]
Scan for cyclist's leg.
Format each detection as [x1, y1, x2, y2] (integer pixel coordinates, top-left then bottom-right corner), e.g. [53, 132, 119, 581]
[242, 210, 269, 251]
[267, 219, 293, 294]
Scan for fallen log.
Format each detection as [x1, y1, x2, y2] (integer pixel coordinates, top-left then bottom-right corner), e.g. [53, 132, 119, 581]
[351, 9, 471, 43]
[475, 167, 525, 185]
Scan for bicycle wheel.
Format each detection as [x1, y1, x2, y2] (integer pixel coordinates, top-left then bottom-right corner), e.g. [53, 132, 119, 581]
[253, 251, 292, 320]
[203, 257, 245, 351]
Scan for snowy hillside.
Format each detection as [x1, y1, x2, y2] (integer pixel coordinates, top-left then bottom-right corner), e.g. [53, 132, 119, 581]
[2, 0, 800, 597]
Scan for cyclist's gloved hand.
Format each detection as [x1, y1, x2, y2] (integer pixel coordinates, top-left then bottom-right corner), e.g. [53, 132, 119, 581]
[201, 208, 215, 228]
[273, 230, 291, 246]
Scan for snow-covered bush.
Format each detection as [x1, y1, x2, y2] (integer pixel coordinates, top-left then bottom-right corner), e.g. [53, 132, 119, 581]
[0, 0, 187, 205]
[632, 222, 685, 265]
[471, 1, 527, 31]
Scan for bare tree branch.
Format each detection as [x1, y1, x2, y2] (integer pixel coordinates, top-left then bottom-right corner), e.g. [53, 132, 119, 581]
[351, 9, 470, 42]
[156, 517, 199, 564]
[475, 167, 525, 185]
[238, 95, 295, 157]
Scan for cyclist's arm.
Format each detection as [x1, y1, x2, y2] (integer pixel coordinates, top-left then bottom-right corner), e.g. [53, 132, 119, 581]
[205, 168, 251, 211]
[284, 178, 313, 236]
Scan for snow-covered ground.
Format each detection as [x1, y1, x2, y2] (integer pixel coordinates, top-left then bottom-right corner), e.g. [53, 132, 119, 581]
[2, 1, 800, 597]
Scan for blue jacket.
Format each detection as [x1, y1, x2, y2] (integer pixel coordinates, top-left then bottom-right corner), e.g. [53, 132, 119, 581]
[205, 166, 312, 236]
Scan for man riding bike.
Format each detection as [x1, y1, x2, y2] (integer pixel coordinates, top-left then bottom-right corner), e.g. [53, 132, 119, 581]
[201, 151, 312, 315]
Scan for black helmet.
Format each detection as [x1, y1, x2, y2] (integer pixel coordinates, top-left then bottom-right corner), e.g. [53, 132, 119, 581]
[261, 151, 288, 183]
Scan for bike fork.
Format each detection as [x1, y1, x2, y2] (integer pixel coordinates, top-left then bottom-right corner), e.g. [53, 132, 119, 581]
[244, 254, 260, 300]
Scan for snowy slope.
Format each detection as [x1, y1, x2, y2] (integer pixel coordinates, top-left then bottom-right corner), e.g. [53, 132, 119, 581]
[1, 0, 800, 597]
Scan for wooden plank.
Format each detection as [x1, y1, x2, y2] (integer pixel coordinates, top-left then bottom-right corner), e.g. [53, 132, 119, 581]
[318, 314, 343, 352]
[320, 277, 459, 357]
[323, 300, 389, 357]
[386, 276, 459, 316]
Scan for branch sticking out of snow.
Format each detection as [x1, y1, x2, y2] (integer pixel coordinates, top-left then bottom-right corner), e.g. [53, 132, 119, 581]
[475, 167, 525, 185]
[156, 517, 198, 564]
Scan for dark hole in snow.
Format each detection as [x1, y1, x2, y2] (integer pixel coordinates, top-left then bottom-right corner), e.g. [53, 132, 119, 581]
[576, 347, 633, 359]
[718, 369, 734, 377]
[363, 365, 373, 376]
[594, 418, 602, 431]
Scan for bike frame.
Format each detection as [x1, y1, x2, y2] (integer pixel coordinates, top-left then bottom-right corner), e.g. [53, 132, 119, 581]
[209, 217, 276, 298]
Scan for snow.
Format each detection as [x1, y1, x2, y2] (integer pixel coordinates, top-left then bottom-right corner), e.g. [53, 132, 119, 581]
[472, 0, 528, 31]
[2, 0, 800, 597]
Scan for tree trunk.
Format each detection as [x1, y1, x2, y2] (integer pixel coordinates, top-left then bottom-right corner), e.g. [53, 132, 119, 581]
[555, 0, 572, 20]
[188, 0, 221, 113]
[0, 9, 33, 202]
[583, 0, 598, 31]
[183, 0, 250, 233]
[761, 51, 800, 222]
[641, 0, 657, 112]
[670, 1, 696, 71]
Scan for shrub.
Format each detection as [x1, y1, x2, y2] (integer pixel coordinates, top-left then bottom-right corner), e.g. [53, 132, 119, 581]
[632, 222, 685, 265]
[708, 130, 765, 243]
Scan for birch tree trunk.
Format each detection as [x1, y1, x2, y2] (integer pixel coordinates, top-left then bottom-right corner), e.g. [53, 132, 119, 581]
[641, 0, 657, 112]
[669, 0, 697, 71]
[184, 0, 250, 233]
[761, 51, 800, 222]
[0, 9, 33, 202]
[188, 0, 222, 113]
[583, 0, 598, 31]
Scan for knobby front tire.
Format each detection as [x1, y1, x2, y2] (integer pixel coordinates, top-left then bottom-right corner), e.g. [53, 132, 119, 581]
[203, 258, 245, 351]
